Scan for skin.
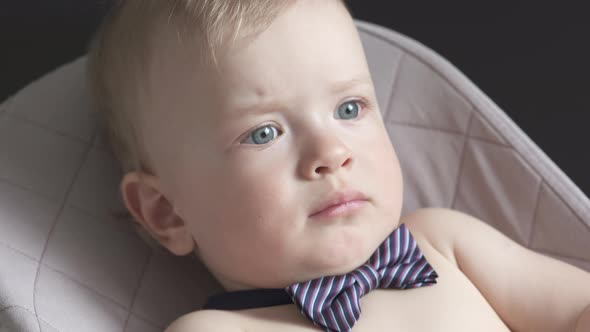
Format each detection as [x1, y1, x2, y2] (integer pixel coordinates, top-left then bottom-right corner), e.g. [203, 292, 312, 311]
[121, 0, 590, 330]
[121, 0, 403, 291]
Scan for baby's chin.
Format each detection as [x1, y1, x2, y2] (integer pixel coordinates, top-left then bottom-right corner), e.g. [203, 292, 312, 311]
[300, 235, 387, 280]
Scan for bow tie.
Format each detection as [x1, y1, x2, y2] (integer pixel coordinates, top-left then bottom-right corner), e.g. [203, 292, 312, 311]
[285, 223, 438, 332]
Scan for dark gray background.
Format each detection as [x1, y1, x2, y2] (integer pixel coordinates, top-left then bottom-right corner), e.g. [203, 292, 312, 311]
[1, 1, 589, 196]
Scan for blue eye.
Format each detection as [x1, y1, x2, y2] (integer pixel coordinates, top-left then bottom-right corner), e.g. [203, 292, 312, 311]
[336, 100, 362, 120]
[242, 124, 280, 145]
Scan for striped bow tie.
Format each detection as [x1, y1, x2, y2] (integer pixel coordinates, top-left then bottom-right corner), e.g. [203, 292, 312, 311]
[285, 223, 438, 332]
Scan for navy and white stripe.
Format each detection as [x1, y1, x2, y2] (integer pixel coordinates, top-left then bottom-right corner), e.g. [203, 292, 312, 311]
[285, 223, 438, 332]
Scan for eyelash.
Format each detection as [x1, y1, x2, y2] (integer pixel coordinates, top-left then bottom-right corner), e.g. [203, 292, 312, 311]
[239, 97, 372, 145]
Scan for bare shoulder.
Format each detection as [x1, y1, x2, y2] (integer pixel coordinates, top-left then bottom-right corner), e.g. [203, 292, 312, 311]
[164, 309, 244, 332]
[401, 207, 481, 265]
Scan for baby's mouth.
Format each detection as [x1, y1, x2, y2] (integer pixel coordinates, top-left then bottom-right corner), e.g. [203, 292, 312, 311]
[309, 189, 368, 219]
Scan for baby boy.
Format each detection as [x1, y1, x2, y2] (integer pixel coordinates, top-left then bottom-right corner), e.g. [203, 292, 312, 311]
[86, 0, 590, 331]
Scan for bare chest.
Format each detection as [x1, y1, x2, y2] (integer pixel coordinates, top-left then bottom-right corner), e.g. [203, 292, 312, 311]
[235, 242, 511, 332]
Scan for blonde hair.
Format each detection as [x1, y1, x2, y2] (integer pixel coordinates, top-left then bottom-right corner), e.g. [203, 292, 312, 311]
[86, 0, 350, 250]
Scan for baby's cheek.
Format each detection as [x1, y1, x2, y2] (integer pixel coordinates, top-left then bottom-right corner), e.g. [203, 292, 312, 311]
[220, 169, 295, 232]
[215, 175, 299, 278]
[364, 131, 403, 208]
[196, 174, 293, 255]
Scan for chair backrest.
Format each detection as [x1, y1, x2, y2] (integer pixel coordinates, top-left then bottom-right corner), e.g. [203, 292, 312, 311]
[0, 20, 588, 332]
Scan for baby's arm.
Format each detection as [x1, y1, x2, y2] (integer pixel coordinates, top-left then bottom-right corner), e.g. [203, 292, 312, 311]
[418, 208, 590, 332]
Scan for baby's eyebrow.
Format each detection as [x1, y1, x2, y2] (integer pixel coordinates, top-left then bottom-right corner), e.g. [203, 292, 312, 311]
[230, 75, 373, 117]
[328, 75, 373, 95]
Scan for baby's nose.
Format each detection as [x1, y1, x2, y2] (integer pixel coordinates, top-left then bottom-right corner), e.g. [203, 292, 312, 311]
[298, 134, 353, 180]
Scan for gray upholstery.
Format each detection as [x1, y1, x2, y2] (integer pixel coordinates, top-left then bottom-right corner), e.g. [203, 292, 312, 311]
[0, 20, 589, 331]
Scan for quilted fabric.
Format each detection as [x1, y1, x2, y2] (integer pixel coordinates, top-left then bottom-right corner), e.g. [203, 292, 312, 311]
[0, 20, 589, 331]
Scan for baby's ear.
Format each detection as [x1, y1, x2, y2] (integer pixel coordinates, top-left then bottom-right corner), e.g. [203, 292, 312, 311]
[120, 172, 195, 256]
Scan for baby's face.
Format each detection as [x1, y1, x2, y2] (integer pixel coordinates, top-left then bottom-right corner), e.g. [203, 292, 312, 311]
[143, 0, 403, 290]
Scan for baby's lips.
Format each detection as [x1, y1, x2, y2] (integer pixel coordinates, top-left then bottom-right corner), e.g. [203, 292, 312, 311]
[309, 189, 368, 217]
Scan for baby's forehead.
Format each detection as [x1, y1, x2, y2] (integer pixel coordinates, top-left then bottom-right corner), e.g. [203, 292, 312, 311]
[146, 0, 369, 112]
